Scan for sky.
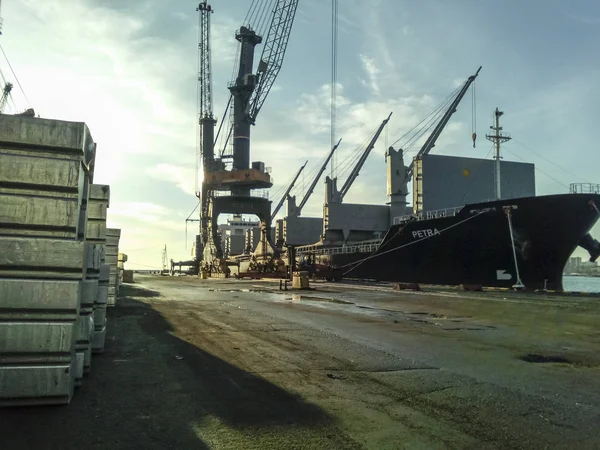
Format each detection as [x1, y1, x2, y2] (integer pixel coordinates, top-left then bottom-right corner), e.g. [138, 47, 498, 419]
[2, 0, 600, 269]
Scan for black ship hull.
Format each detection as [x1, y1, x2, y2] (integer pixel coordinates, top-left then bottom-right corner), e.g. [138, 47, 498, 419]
[314, 194, 600, 291]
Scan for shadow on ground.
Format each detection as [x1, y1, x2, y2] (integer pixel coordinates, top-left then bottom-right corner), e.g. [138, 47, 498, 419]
[0, 283, 349, 449]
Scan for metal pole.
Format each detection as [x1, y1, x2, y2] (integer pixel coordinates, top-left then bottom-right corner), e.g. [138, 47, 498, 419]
[495, 108, 501, 200]
[505, 207, 525, 289]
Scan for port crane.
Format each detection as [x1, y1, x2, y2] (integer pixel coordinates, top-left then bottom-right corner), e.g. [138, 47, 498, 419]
[192, 0, 300, 273]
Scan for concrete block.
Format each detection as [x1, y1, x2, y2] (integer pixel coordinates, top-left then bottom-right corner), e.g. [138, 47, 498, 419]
[123, 270, 134, 283]
[107, 294, 116, 307]
[80, 279, 97, 311]
[0, 152, 85, 192]
[118, 253, 128, 262]
[74, 352, 84, 387]
[105, 228, 121, 238]
[0, 322, 75, 362]
[0, 114, 94, 158]
[292, 271, 310, 289]
[93, 304, 106, 328]
[87, 201, 107, 221]
[96, 284, 108, 304]
[75, 314, 93, 381]
[99, 264, 110, 281]
[0, 237, 84, 279]
[90, 184, 110, 203]
[84, 243, 103, 271]
[75, 314, 94, 348]
[106, 236, 120, 247]
[0, 194, 81, 237]
[84, 346, 92, 375]
[91, 320, 107, 353]
[85, 221, 106, 241]
[0, 279, 80, 321]
[0, 362, 76, 406]
[105, 254, 118, 266]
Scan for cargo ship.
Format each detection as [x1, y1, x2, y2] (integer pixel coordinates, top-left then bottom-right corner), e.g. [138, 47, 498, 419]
[294, 104, 600, 291]
[299, 193, 600, 291]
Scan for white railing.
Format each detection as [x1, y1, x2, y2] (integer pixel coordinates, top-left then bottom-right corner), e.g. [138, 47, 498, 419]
[296, 239, 383, 256]
[392, 205, 463, 225]
[570, 183, 600, 194]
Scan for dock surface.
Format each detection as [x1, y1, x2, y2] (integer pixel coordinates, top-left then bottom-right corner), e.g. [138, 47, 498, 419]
[2, 275, 600, 449]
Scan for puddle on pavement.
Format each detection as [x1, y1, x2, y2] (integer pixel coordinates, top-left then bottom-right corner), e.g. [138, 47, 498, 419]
[519, 354, 571, 364]
[289, 294, 354, 305]
[443, 325, 497, 331]
[208, 288, 271, 294]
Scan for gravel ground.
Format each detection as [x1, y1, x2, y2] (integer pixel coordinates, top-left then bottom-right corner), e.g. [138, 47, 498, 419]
[2, 274, 600, 450]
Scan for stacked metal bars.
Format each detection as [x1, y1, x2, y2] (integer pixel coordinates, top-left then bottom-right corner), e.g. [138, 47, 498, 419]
[0, 114, 101, 405]
[88, 185, 110, 356]
[105, 228, 121, 307]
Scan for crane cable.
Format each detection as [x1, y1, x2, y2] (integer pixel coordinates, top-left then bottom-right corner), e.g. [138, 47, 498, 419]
[330, 0, 338, 178]
[471, 78, 477, 147]
[390, 84, 462, 149]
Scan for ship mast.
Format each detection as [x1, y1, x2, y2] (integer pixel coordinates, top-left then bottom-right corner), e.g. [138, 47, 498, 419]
[486, 108, 511, 200]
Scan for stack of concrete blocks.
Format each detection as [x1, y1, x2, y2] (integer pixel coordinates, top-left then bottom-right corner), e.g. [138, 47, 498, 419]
[0, 114, 99, 405]
[105, 228, 121, 307]
[87, 185, 110, 356]
[117, 252, 128, 290]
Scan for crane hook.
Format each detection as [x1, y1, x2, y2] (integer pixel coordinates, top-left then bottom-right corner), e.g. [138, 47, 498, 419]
[472, 132, 477, 148]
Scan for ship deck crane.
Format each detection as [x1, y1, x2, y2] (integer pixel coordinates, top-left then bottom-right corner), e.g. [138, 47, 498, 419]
[387, 66, 481, 218]
[296, 138, 342, 214]
[270, 160, 307, 221]
[404, 67, 481, 182]
[328, 113, 392, 203]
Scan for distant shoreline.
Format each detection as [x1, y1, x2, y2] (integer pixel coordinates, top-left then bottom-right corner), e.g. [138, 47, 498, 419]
[564, 274, 600, 278]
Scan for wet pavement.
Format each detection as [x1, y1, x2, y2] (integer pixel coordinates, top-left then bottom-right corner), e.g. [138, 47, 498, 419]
[2, 274, 600, 449]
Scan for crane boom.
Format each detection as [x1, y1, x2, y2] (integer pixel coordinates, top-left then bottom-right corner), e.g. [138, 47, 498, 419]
[197, 1, 214, 119]
[405, 66, 481, 181]
[271, 161, 307, 221]
[248, 0, 299, 123]
[339, 112, 393, 201]
[197, 1, 216, 176]
[298, 138, 342, 213]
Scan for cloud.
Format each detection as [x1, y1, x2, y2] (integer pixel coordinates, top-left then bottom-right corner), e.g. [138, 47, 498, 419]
[359, 54, 381, 95]
[147, 163, 197, 197]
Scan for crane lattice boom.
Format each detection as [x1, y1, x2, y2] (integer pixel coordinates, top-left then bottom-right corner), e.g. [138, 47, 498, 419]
[197, 1, 214, 119]
[248, 0, 299, 123]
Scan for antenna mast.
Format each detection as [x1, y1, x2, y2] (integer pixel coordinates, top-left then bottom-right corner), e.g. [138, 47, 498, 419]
[486, 108, 511, 200]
